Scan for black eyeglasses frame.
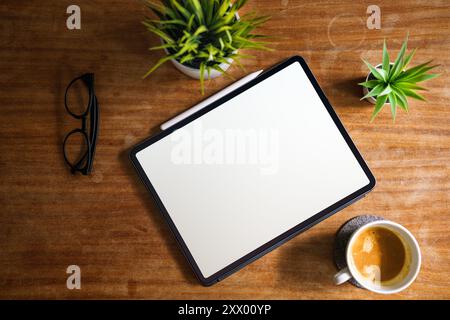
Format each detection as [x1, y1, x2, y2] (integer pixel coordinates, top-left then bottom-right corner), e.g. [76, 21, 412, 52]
[63, 73, 99, 175]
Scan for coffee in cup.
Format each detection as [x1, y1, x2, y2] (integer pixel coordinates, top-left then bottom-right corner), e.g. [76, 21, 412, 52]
[350, 226, 409, 286]
[334, 220, 421, 294]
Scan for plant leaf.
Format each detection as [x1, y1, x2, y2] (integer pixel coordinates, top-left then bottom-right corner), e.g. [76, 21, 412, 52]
[144, 1, 173, 19]
[211, 64, 234, 80]
[149, 42, 174, 51]
[180, 54, 194, 64]
[370, 94, 389, 122]
[402, 48, 416, 70]
[392, 87, 409, 112]
[207, 65, 211, 79]
[361, 83, 386, 100]
[392, 85, 410, 110]
[205, 0, 214, 25]
[389, 35, 408, 81]
[142, 54, 176, 79]
[142, 20, 174, 44]
[363, 59, 385, 81]
[149, 19, 187, 26]
[378, 84, 393, 97]
[382, 39, 390, 74]
[234, 0, 248, 10]
[170, 0, 192, 20]
[397, 61, 437, 81]
[403, 73, 440, 83]
[187, 0, 204, 25]
[395, 82, 428, 91]
[186, 14, 195, 31]
[215, 0, 231, 20]
[199, 62, 205, 94]
[358, 80, 381, 89]
[402, 88, 426, 101]
[388, 91, 397, 122]
[193, 25, 208, 36]
[377, 69, 388, 81]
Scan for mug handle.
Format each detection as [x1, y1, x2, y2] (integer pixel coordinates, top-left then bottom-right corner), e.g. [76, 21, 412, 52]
[334, 267, 352, 285]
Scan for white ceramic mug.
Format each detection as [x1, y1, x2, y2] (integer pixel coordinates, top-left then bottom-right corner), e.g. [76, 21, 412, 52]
[333, 220, 421, 294]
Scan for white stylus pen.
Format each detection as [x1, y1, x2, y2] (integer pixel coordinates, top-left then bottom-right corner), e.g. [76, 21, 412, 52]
[160, 69, 264, 130]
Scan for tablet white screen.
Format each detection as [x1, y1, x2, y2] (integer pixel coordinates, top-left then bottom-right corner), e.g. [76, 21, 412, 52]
[136, 61, 370, 278]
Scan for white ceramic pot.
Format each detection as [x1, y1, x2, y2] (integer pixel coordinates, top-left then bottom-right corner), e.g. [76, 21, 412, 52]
[363, 63, 390, 105]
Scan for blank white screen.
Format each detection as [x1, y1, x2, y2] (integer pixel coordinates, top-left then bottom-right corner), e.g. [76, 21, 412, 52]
[136, 61, 369, 278]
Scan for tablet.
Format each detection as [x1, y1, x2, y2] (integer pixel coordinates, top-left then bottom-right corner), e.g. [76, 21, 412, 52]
[130, 56, 375, 286]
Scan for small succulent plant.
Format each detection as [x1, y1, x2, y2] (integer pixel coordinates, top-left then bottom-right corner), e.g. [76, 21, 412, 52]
[359, 36, 440, 122]
[142, 0, 271, 93]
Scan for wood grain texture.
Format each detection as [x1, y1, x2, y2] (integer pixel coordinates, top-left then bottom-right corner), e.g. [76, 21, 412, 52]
[0, 0, 449, 299]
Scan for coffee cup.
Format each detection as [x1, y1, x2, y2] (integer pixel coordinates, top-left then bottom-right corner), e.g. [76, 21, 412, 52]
[333, 220, 421, 294]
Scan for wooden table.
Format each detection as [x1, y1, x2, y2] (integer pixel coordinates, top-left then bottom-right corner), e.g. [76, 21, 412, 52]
[0, 0, 449, 299]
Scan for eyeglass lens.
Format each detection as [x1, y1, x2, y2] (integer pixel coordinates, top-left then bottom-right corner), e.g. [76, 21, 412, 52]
[65, 77, 91, 117]
[63, 129, 90, 170]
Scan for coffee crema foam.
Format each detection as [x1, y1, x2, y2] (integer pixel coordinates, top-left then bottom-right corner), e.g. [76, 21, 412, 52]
[350, 227, 411, 287]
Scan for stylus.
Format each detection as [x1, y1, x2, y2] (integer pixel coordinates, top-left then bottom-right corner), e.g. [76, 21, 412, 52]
[160, 69, 264, 130]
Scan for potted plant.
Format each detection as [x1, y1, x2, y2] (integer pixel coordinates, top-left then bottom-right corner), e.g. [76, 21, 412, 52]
[359, 36, 440, 122]
[142, 0, 271, 94]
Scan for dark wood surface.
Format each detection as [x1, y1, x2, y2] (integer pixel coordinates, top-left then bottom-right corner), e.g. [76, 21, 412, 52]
[0, 0, 449, 299]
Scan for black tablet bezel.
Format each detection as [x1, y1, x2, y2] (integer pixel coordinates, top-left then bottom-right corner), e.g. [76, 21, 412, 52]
[129, 56, 376, 286]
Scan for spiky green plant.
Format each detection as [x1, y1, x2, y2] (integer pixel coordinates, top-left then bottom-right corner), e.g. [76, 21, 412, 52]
[142, 0, 271, 94]
[359, 36, 440, 122]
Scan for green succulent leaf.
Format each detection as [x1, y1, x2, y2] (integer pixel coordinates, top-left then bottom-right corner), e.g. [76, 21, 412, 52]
[142, 20, 174, 43]
[363, 59, 386, 81]
[186, 14, 195, 31]
[211, 64, 234, 80]
[402, 48, 416, 70]
[170, 0, 192, 20]
[187, 0, 204, 24]
[358, 80, 381, 89]
[199, 62, 206, 94]
[180, 53, 194, 64]
[388, 91, 397, 122]
[382, 39, 390, 74]
[361, 83, 386, 100]
[378, 84, 393, 97]
[389, 34, 408, 81]
[402, 88, 426, 101]
[392, 86, 409, 112]
[397, 61, 436, 81]
[205, 1, 213, 25]
[370, 94, 389, 122]
[395, 82, 428, 91]
[144, 1, 173, 19]
[142, 53, 177, 79]
[149, 43, 173, 51]
[403, 72, 440, 84]
[149, 19, 187, 26]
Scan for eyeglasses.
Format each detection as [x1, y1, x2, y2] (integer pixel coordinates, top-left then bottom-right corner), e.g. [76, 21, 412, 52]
[63, 73, 99, 175]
